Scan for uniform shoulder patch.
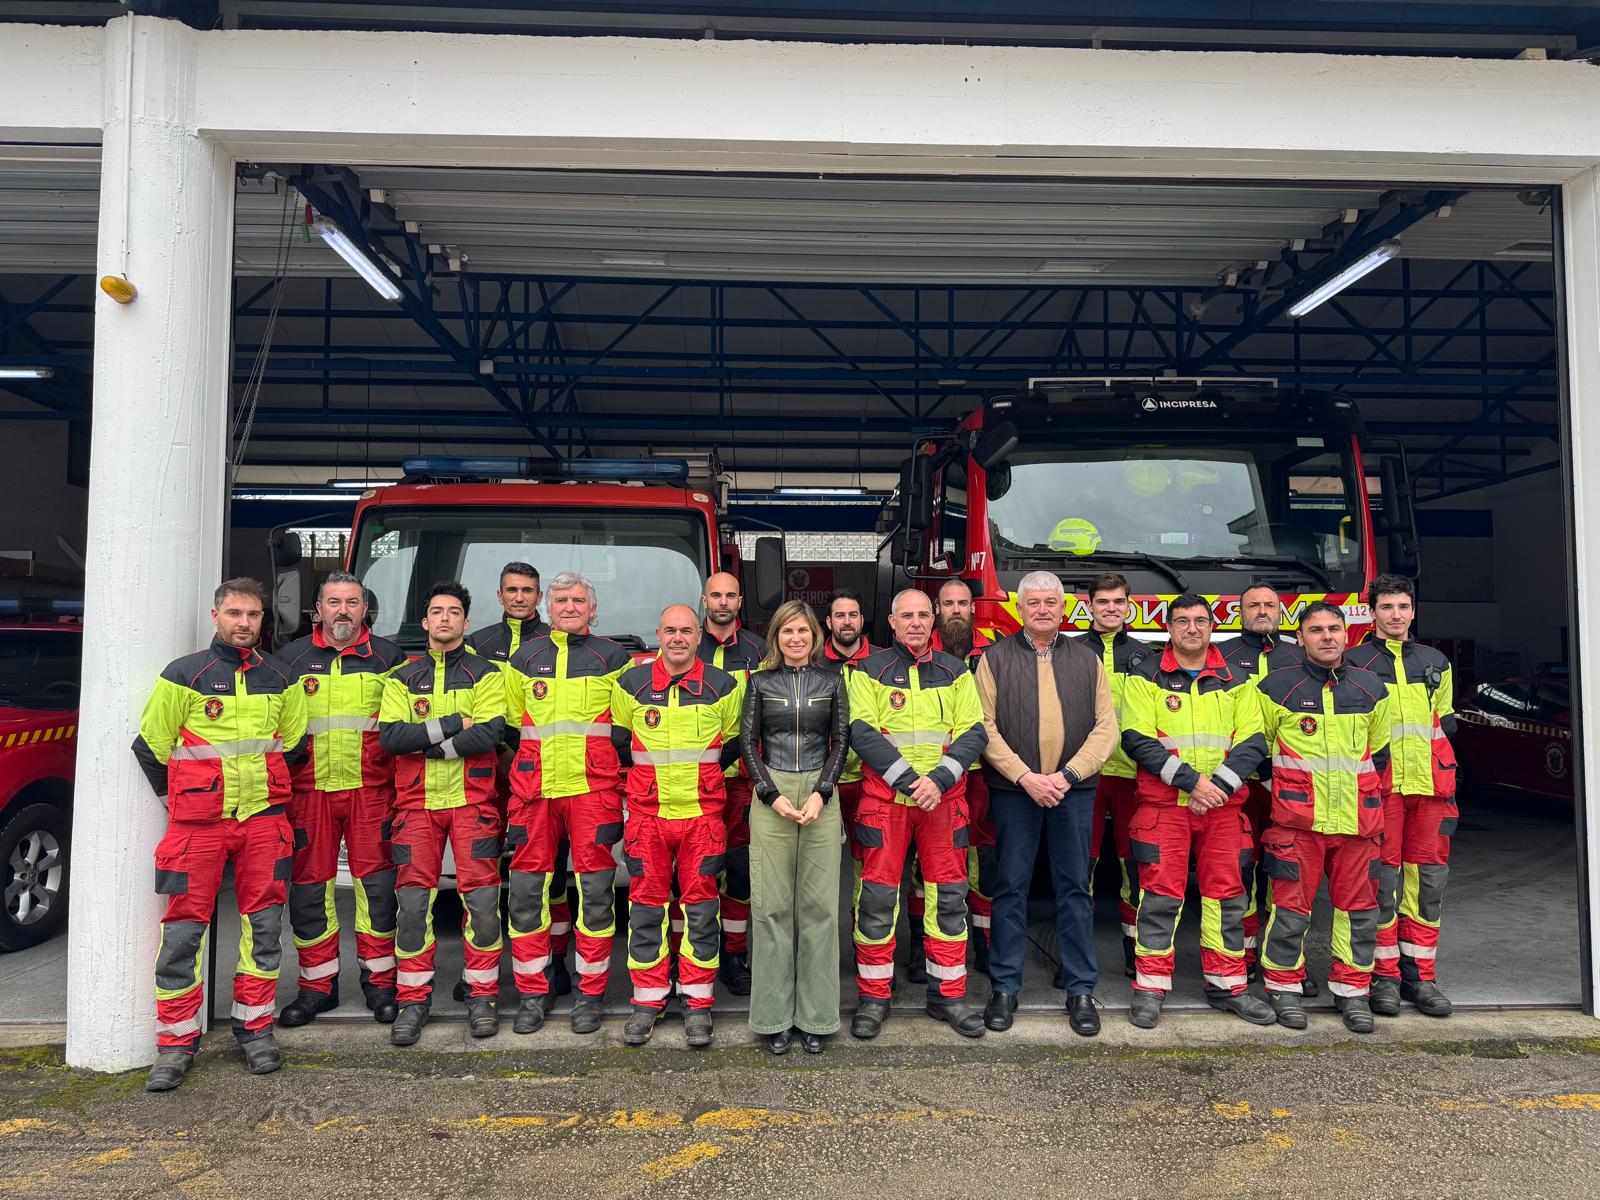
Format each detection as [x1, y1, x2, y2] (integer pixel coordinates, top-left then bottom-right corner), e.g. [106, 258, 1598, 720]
[303, 677, 319, 695]
[204, 698, 224, 720]
[1164, 694, 1183, 712]
[1299, 715, 1318, 735]
[413, 697, 431, 718]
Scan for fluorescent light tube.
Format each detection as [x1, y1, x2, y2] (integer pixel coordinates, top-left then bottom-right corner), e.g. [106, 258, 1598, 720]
[0, 366, 54, 380]
[313, 219, 403, 301]
[1287, 241, 1399, 318]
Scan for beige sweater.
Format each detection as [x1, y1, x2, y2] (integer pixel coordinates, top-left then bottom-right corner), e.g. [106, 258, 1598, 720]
[975, 648, 1120, 784]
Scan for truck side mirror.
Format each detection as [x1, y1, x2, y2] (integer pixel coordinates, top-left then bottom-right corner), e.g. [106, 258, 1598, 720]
[972, 419, 1018, 471]
[900, 454, 935, 532]
[271, 529, 303, 569]
[273, 569, 303, 643]
[1379, 455, 1421, 576]
[752, 535, 785, 612]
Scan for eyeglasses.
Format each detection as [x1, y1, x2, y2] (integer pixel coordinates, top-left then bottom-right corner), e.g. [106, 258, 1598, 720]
[1168, 616, 1212, 630]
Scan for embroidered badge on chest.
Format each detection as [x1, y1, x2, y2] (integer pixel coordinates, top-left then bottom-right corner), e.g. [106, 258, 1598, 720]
[889, 690, 907, 710]
[531, 680, 548, 700]
[1165, 694, 1183, 712]
[204, 698, 224, 720]
[644, 708, 662, 729]
[303, 677, 320, 696]
[413, 697, 431, 718]
[1299, 716, 1318, 736]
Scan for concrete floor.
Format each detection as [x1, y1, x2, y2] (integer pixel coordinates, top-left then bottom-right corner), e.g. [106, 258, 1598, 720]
[0, 791, 1583, 1026]
[3, 1011, 1600, 1198]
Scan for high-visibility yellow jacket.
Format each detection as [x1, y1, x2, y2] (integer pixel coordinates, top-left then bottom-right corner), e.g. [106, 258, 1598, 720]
[932, 626, 993, 780]
[697, 623, 765, 781]
[1256, 657, 1394, 837]
[845, 640, 987, 807]
[277, 626, 407, 793]
[1345, 636, 1457, 799]
[1072, 629, 1149, 780]
[505, 628, 633, 799]
[465, 613, 550, 664]
[820, 638, 875, 784]
[1120, 644, 1267, 807]
[132, 637, 308, 823]
[378, 646, 506, 811]
[611, 655, 743, 820]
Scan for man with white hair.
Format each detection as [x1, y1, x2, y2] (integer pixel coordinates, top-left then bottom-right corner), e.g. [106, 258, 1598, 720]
[976, 570, 1119, 1037]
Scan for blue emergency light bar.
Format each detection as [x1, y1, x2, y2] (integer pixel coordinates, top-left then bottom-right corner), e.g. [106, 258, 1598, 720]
[401, 456, 691, 484]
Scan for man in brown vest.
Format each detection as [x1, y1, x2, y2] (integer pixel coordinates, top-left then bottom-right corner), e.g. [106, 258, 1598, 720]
[975, 571, 1119, 1036]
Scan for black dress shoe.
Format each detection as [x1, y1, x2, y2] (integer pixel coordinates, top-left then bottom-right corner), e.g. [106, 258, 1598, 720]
[767, 1029, 793, 1056]
[799, 1032, 825, 1054]
[851, 1001, 889, 1040]
[1067, 994, 1101, 1037]
[983, 990, 1018, 1032]
[926, 1001, 985, 1039]
[278, 987, 338, 1027]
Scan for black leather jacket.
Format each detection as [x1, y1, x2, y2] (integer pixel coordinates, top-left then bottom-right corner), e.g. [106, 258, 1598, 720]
[739, 664, 849, 802]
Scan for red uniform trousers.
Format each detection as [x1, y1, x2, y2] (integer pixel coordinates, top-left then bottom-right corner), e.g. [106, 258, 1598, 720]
[1374, 792, 1456, 983]
[390, 802, 504, 1005]
[1260, 825, 1382, 997]
[624, 810, 726, 1010]
[853, 790, 971, 1004]
[287, 786, 396, 995]
[153, 812, 293, 1050]
[720, 776, 754, 954]
[1095, 775, 1140, 938]
[507, 789, 622, 998]
[1129, 801, 1254, 996]
[1240, 780, 1273, 966]
[908, 774, 993, 939]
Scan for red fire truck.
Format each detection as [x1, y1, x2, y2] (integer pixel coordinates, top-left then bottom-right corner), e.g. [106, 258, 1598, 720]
[876, 377, 1419, 643]
[273, 455, 782, 654]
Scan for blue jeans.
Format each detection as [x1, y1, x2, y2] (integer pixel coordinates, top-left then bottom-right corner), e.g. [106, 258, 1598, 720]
[989, 782, 1099, 997]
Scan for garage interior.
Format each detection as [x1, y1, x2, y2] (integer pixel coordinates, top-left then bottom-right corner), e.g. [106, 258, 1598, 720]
[0, 152, 1579, 1021]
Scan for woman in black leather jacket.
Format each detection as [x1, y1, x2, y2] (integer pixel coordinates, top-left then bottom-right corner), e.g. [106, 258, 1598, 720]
[740, 599, 849, 1054]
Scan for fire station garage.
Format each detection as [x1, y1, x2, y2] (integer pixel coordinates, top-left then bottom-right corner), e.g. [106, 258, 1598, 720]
[0, 4, 1596, 1072]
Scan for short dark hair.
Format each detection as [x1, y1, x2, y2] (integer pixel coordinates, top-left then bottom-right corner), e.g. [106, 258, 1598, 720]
[214, 577, 268, 608]
[1368, 573, 1416, 607]
[1167, 593, 1212, 621]
[1088, 572, 1130, 600]
[1240, 578, 1278, 602]
[827, 587, 864, 613]
[315, 570, 363, 604]
[425, 579, 471, 616]
[1300, 600, 1346, 626]
[499, 562, 539, 587]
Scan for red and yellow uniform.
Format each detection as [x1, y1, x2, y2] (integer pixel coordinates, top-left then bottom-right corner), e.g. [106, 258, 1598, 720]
[377, 648, 507, 1006]
[611, 656, 743, 1010]
[132, 639, 307, 1051]
[504, 630, 632, 999]
[696, 625, 765, 954]
[277, 627, 406, 1000]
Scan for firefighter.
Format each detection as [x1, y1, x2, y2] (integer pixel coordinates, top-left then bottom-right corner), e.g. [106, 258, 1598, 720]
[133, 578, 308, 1093]
[1121, 593, 1274, 1029]
[276, 571, 407, 1027]
[612, 604, 744, 1048]
[1257, 600, 1392, 1033]
[847, 588, 988, 1041]
[1071, 571, 1146, 980]
[1344, 574, 1457, 1019]
[1215, 580, 1306, 988]
[920, 577, 995, 980]
[503, 570, 632, 1036]
[465, 560, 549, 662]
[695, 571, 766, 995]
[821, 588, 876, 954]
[377, 581, 508, 1047]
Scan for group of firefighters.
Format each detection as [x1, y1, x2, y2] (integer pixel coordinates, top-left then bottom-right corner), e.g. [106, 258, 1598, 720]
[129, 559, 1457, 1093]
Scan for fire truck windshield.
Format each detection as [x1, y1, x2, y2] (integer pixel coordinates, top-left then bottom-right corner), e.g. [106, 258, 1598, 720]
[351, 506, 710, 651]
[985, 432, 1362, 577]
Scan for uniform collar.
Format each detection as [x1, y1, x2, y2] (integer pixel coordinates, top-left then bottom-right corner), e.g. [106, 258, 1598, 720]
[1240, 628, 1277, 654]
[549, 627, 589, 645]
[1299, 655, 1345, 684]
[652, 653, 707, 695]
[502, 614, 547, 637]
[312, 623, 373, 657]
[1094, 627, 1130, 646]
[703, 620, 742, 648]
[892, 638, 936, 666]
[825, 638, 872, 664]
[211, 636, 261, 669]
[427, 643, 468, 665]
[1159, 642, 1227, 679]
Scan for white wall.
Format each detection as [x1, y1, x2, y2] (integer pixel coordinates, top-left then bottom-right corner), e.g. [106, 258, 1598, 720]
[0, 421, 87, 577]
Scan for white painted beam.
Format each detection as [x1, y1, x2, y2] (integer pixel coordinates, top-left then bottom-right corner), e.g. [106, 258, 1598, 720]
[66, 15, 234, 1072]
[0, 24, 102, 143]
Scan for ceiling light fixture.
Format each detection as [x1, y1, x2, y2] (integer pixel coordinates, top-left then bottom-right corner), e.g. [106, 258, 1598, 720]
[0, 366, 54, 380]
[1287, 240, 1400, 318]
[313, 219, 403, 301]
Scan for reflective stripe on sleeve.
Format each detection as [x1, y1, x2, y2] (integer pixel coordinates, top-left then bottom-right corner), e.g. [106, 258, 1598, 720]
[887, 730, 949, 748]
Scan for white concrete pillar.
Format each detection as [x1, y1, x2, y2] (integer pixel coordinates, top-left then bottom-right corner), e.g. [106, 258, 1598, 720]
[1561, 167, 1600, 1019]
[66, 15, 235, 1072]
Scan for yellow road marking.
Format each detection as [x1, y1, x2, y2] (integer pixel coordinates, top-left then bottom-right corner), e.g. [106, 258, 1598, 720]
[602, 1109, 683, 1130]
[159, 1148, 239, 1200]
[639, 1142, 722, 1182]
[693, 1108, 813, 1131]
[1436, 1092, 1600, 1113]
[0, 1118, 72, 1138]
[1212, 1102, 1253, 1120]
[0, 1147, 133, 1192]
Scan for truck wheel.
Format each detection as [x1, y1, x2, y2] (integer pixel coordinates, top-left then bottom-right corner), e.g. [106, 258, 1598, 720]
[0, 803, 70, 952]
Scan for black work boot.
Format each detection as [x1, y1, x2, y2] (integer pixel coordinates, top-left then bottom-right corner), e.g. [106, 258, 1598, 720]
[1301, 976, 1321, 999]
[623, 1005, 664, 1046]
[466, 998, 499, 1038]
[390, 1002, 430, 1046]
[926, 1000, 986, 1039]
[1268, 991, 1308, 1030]
[718, 952, 752, 996]
[569, 996, 603, 1035]
[684, 1010, 714, 1048]
[851, 1000, 890, 1040]
[1337, 994, 1376, 1034]
[547, 958, 573, 998]
[145, 1049, 194, 1093]
[452, 979, 470, 1003]
[971, 927, 991, 977]
[239, 1032, 283, 1075]
[1369, 977, 1402, 1017]
[278, 986, 338, 1027]
[1122, 936, 1137, 980]
[513, 995, 547, 1035]
[1128, 990, 1163, 1029]
[1401, 979, 1453, 1018]
[904, 938, 928, 986]
[368, 989, 399, 1025]
[1209, 991, 1277, 1026]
